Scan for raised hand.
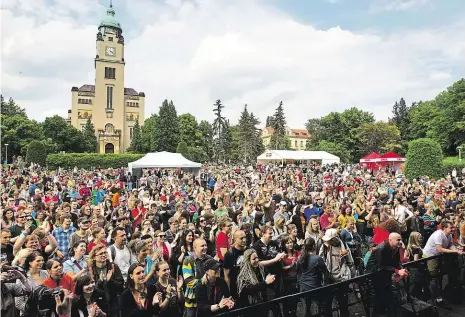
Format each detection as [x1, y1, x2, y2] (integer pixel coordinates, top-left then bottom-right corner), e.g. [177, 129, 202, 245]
[177, 276, 184, 291]
[265, 274, 276, 285]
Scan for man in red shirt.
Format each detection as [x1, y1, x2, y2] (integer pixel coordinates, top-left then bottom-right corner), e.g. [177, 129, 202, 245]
[216, 218, 232, 261]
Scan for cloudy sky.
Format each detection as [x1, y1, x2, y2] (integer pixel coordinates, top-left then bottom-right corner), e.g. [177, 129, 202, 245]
[2, 0, 464, 128]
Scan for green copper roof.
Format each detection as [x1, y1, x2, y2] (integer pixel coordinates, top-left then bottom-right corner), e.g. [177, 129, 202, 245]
[99, 2, 121, 30]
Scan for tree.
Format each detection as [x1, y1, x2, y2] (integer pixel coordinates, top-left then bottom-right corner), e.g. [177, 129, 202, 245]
[198, 120, 214, 161]
[238, 105, 263, 162]
[176, 141, 189, 158]
[309, 140, 351, 164]
[391, 98, 411, 154]
[42, 115, 85, 152]
[404, 138, 443, 180]
[269, 101, 287, 150]
[178, 113, 199, 146]
[154, 100, 179, 152]
[221, 120, 233, 162]
[212, 99, 227, 161]
[82, 119, 98, 153]
[1, 113, 44, 159]
[141, 114, 158, 152]
[26, 140, 47, 166]
[305, 107, 375, 161]
[128, 120, 144, 153]
[1, 95, 26, 117]
[428, 79, 465, 155]
[265, 115, 275, 127]
[355, 122, 401, 157]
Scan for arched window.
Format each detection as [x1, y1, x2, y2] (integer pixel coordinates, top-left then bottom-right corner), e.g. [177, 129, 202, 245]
[104, 123, 114, 134]
[105, 143, 115, 154]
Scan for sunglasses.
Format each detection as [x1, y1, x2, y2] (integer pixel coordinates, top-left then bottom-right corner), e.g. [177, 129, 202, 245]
[158, 235, 166, 238]
[17, 216, 26, 219]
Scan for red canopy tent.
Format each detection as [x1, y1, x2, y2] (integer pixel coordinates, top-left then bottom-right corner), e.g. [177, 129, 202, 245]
[360, 152, 381, 170]
[379, 152, 406, 170]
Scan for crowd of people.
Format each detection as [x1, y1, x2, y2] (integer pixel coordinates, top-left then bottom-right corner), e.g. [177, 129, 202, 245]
[1, 159, 465, 317]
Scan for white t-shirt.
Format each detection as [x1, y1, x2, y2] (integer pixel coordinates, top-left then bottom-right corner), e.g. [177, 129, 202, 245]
[108, 245, 132, 281]
[422, 230, 451, 257]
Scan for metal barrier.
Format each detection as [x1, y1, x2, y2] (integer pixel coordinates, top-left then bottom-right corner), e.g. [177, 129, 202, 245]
[217, 253, 462, 317]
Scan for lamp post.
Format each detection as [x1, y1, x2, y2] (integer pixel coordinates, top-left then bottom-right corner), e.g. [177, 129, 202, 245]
[4, 143, 9, 164]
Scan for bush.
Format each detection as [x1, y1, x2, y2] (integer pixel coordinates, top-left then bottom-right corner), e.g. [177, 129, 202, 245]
[443, 156, 465, 176]
[46, 153, 144, 169]
[404, 138, 443, 180]
[26, 141, 47, 166]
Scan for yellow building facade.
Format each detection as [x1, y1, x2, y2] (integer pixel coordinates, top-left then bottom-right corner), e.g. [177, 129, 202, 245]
[261, 126, 310, 150]
[68, 3, 145, 153]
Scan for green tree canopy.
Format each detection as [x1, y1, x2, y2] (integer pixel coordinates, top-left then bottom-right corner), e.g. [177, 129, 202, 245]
[82, 119, 98, 153]
[26, 140, 47, 166]
[155, 100, 179, 152]
[356, 121, 401, 157]
[176, 141, 189, 158]
[404, 138, 443, 180]
[128, 120, 144, 153]
[309, 140, 351, 164]
[1, 95, 26, 117]
[141, 114, 158, 152]
[269, 101, 288, 150]
[178, 113, 199, 146]
[42, 115, 85, 152]
[306, 107, 375, 161]
[198, 120, 214, 162]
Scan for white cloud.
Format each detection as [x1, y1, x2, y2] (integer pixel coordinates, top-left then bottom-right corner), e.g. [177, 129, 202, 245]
[1, 0, 464, 128]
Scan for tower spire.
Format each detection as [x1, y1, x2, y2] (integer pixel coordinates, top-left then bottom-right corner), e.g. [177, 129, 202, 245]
[109, 0, 113, 8]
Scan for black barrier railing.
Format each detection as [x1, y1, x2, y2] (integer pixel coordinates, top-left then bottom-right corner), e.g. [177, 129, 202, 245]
[217, 253, 453, 317]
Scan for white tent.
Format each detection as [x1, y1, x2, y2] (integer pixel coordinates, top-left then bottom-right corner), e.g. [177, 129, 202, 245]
[257, 150, 340, 165]
[128, 152, 202, 175]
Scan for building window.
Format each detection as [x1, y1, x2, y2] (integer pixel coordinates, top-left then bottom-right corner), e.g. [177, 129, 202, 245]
[106, 86, 113, 109]
[108, 37, 113, 41]
[78, 99, 92, 104]
[105, 67, 116, 79]
[295, 140, 298, 147]
[129, 127, 134, 139]
[300, 141, 303, 147]
[80, 124, 86, 132]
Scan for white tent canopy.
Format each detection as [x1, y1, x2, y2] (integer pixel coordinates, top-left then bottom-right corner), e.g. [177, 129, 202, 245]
[128, 152, 202, 174]
[257, 150, 340, 165]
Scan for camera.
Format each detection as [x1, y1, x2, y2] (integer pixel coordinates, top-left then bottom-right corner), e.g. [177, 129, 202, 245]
[37, 286, 64, 310]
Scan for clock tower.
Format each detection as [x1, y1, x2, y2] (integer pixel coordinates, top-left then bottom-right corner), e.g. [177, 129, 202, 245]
[68, 1, 145, 154]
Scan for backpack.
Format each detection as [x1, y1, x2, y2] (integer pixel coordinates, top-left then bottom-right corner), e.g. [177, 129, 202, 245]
[109, 244, 132, 263]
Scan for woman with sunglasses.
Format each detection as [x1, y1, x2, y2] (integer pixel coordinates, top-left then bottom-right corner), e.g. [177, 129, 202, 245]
[120, 263, 162, 317]
[87, 244, 125, 317]
[153, 230, 171, 262]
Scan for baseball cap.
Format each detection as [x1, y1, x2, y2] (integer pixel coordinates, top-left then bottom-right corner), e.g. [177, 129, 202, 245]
[203, 259, 221, 271]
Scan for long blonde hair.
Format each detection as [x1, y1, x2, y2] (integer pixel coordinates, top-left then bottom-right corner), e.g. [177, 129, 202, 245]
[405, 231, 422, 259]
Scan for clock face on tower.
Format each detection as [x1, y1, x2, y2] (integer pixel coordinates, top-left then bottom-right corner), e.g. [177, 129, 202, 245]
[105, 47, 115, 56]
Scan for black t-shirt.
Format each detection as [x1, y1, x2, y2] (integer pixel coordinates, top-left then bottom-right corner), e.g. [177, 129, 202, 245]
[1, 244, 14, 264]
[223, 247, 246, 299]
[253, 239, 280, 275]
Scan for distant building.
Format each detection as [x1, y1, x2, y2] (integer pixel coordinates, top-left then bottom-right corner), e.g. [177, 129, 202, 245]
[67, 2, 145, 153]
[261, 127, 310, 150]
